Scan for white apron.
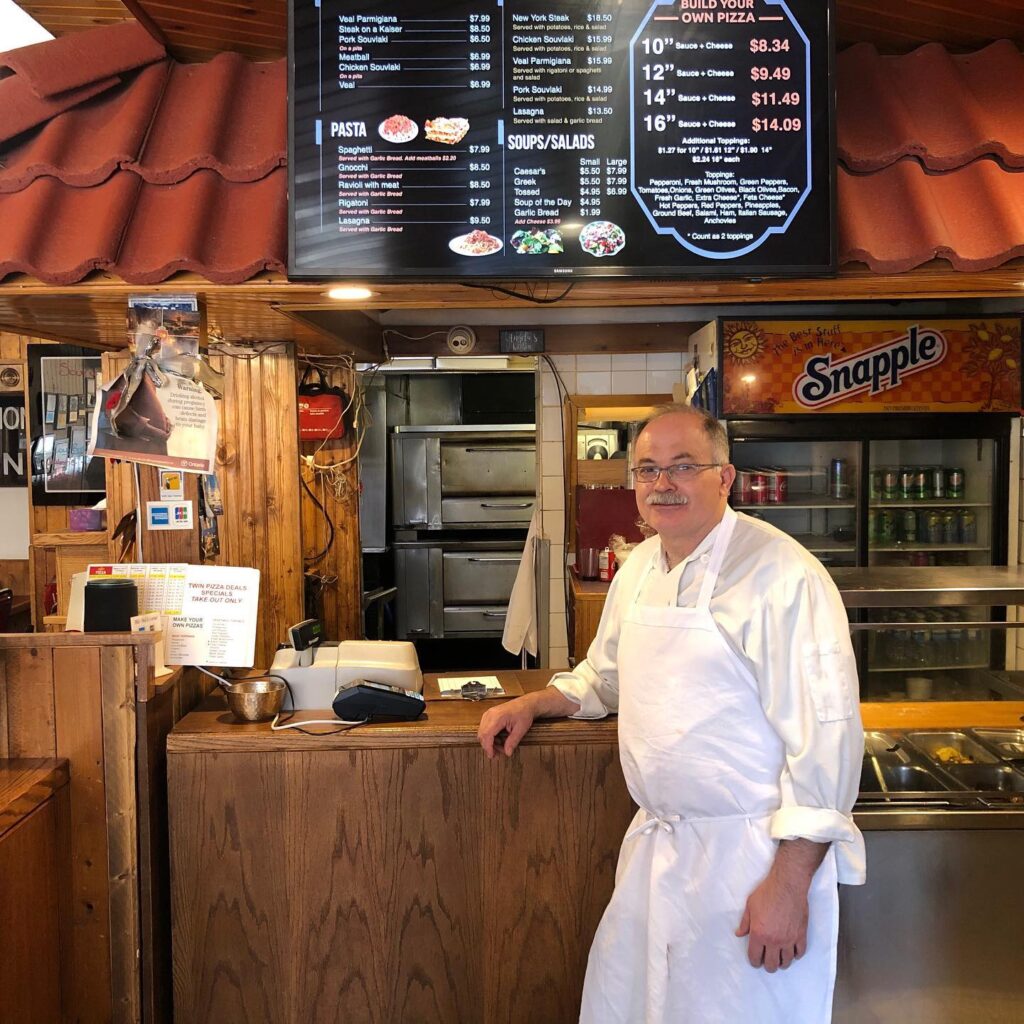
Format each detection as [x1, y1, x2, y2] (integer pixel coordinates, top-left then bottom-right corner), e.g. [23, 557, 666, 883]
[580, 512, 840, 1024]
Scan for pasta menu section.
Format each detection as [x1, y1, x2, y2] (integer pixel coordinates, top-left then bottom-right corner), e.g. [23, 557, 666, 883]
[289, 0, 833, 279]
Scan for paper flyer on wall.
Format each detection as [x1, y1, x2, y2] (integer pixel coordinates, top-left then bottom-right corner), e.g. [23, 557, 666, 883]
[85, 563, 260, 667]
[86, 295, 220, 474]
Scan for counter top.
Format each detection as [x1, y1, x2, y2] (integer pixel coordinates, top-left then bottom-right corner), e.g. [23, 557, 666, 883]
[168, 668, 1024, 753]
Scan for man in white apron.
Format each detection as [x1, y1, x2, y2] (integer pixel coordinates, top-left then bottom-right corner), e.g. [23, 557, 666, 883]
[479, 405, 865, 1023]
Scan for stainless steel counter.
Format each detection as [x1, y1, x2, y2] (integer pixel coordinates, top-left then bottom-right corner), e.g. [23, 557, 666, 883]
[831, 565, 1024, 608]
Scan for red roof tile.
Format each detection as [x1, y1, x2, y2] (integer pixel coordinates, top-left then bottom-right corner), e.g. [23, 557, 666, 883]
[0, 21, 164, 99]
[0, 54, 285, 191]
[0, 170, 286, 284]
[838, 40, 1024, 172]
[0, 26, 1022, 284]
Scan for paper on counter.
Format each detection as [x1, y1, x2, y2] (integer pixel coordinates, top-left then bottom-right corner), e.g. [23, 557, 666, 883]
[437, 674, 505, 697]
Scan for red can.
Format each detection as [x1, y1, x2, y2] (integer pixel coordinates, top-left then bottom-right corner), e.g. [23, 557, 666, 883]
[734, 470, 755, 505]
[766, 468, 788, 504]
[750, 472, 769, 506]
[598, 548, 616, 582]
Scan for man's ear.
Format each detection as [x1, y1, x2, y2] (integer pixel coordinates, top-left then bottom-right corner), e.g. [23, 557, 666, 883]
[719, 463, 736, 496]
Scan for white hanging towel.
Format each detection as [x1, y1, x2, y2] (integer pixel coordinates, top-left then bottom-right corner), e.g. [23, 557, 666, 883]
[501, 510, 540, 657]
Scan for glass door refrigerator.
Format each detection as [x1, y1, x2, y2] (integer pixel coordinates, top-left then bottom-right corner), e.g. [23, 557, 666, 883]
[698, 315, 1023, 702]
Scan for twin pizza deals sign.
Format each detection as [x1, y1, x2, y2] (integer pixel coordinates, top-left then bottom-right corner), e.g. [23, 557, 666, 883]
[721, 319, 1022, 415]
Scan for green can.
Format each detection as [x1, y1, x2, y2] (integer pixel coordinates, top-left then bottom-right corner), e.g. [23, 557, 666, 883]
[877, 509, 896, 544]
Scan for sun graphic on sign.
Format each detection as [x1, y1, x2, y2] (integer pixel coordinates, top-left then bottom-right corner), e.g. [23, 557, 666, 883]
[723, 322, 767, 365]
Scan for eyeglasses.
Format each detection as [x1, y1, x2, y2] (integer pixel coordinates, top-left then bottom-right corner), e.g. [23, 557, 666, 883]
[631, 463, 721, 484]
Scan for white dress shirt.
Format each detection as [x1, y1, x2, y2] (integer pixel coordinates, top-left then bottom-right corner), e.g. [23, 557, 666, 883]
[551, 508, 866, 884]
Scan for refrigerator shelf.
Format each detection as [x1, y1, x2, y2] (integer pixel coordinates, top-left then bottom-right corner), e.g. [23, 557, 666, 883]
[870, 501, 990, 509]
[871, 544, 989, 553]
[791, 535, 856, 552]
[733, 500, 856, 510]
[868, 663, 988, 674]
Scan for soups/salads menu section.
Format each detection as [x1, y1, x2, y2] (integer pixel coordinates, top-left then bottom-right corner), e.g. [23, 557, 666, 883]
[289, 0, 834, 279]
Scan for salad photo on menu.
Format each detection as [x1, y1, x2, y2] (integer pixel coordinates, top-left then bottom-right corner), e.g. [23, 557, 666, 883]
[378, 114, 418, 144]
[580, 221, 626, 258]
[449, 230, 503, 257]
[510, 229, 564, 255]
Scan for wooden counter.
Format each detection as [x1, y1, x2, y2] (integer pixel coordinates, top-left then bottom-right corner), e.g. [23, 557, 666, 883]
[568, 574, 610, 661]
[168, 671, 632, 1024]
[167, 673, 1024, 1023]
[0, 758, 69, 1024]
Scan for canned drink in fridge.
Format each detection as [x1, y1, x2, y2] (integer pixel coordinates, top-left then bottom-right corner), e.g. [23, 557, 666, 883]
[882, 468, 899, 501]
[877, 510, 895, 544]
[869, 470, 883, 501]
[959, 510, 977, 544]
[941, 510, 959, 544]
[734, 470, 754, 505]
[900, 509, 918, 542]
[829, 458, 848, 500]
[925, 510, 943, 545]
[867, 509, 877, 543]
[765, 468, 787, 503]
[750, 472, 768, 506]
[898, 468, 914, 501]
[930, 466, 945, 500]
[912, 469, 930, 501]
[945, 467, 965, 500]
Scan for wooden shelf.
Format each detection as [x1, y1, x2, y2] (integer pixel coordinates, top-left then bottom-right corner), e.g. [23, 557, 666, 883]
[32, 531, 107, 546]
[870, 501, 990, 509]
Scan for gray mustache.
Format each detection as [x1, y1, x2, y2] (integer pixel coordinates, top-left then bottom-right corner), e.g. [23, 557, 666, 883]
[645, 493, 689, 506]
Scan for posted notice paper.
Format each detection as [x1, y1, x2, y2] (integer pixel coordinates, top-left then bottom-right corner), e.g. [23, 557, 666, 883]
[86, 563, 260, 667]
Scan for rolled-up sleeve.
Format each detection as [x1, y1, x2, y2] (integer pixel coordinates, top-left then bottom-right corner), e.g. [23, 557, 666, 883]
[548, 571, 626, 718]
[747, 568, 866, 885]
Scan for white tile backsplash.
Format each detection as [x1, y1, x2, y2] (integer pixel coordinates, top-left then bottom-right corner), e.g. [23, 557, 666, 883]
[611, 370, 646, 393]
[550, 355, 576, 372]
[549, 645, 570, 670]
[542, 475, 565, 511]
[541, 370, 562, 407]
[541, 441, 563, 476]
[577, 370, 612, 394]
[541, 404, 563, 442]
[646, 352, 683, 371]
[550, 615, 569, 649]
[646, 370, 679, 394]
[576, 353, 612, 372]
[542, 509, 565, 543]
[612, 354, 646, 371]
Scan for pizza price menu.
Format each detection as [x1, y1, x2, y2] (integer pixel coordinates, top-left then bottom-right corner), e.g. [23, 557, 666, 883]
[289, 0, 833, 279]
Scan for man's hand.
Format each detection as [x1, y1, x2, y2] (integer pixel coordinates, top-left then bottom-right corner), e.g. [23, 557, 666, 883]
[735, 838, 828, 973]
[477, 687, 580, 759]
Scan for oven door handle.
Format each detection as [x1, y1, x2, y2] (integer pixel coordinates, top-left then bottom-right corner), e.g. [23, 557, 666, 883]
[482, 611, 507, 619]
[461, 446, 536, 453]
[466, 556, 522, 563]
[478, 501, 533, 509]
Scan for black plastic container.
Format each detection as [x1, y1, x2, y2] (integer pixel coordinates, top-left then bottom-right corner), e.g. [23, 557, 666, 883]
[83, 578, 138, 632]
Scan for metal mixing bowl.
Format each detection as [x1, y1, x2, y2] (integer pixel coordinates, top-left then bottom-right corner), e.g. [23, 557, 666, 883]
[224, 679, 285, 723]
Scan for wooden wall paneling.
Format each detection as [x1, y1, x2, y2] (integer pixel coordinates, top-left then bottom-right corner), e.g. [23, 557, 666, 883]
[137, 465, 200, 563]
[299, 361, 362, 641]
[4, 646, 56, 757]
[100, 645, 141, 1024]
[53, 645, 114, 1021]
[0, 558, 30, 593]
[211, 346, 304, 667]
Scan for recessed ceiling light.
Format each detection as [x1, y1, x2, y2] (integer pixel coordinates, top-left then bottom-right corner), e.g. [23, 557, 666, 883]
[325, 286, 375, 300]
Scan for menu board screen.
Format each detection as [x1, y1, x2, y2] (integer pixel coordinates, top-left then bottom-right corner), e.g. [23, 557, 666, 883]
[289, 0, 834, 279]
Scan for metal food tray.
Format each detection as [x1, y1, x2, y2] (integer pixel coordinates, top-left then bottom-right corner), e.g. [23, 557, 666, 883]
[940, 764, 1024, 803]
[858, 732, 971, 806]
[967, 729, 1024, 763]
[902, 731, 999, 768]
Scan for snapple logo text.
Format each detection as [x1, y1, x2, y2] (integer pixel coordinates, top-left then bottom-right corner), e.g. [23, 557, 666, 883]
[792, 326, 947, 409]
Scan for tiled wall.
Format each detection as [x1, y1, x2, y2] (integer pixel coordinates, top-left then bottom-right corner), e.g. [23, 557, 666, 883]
[536, 352, 692, 669]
